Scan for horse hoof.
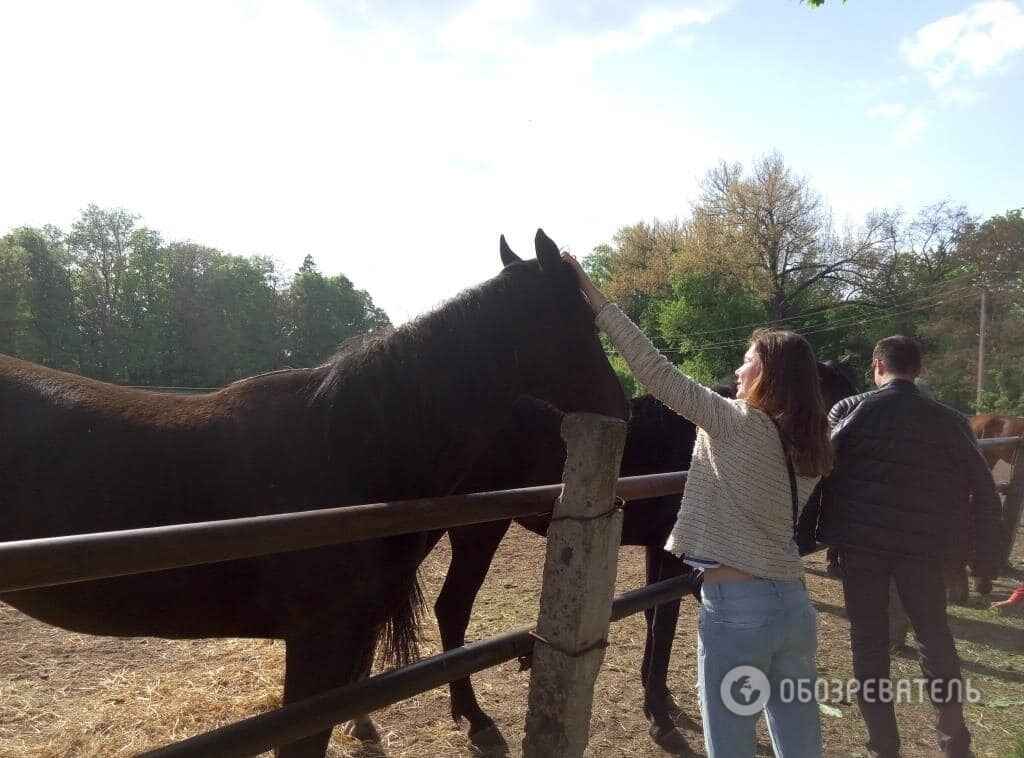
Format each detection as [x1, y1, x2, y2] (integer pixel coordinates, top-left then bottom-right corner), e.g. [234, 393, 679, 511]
[344, 715, 381, 743]
[662, 694, 684, 720]
[646, 697, 698, 732]
[469, 724, 509, 756]
[649, 722, 695, 756]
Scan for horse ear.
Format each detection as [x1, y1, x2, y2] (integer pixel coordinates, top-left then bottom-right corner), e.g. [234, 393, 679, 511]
[534, 228, 561, 272]
[499, 235, 521, 267]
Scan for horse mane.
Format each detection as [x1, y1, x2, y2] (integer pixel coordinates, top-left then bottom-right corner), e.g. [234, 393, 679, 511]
[821, 359, 859, 394]
[309, 262, 561, 498]
[314, 270, 526, 410]
[818, 359, 860, 410]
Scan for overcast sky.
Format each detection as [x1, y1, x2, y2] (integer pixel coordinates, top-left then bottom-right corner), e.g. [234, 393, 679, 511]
[1, 0, 1022, 322]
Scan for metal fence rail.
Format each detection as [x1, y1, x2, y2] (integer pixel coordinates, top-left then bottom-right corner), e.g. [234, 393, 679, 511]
[0, 472, 689, 593]
[2, 432, 1019, 757]
[2, 440, 1016, 594]
[977, 436, 1024, 450]
[142, 573, 698, 758]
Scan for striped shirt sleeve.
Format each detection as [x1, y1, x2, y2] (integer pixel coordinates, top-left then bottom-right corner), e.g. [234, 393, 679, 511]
[596, 303, 744, 438]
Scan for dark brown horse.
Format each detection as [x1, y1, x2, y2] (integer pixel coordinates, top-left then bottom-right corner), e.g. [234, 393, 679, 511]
[970, 412, 1024, 468]
[0, 230, 628, 758]
[393, 360, 858, 756]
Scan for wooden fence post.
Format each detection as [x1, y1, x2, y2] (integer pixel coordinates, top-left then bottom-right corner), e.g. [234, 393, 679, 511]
[522, 412, 627, 758]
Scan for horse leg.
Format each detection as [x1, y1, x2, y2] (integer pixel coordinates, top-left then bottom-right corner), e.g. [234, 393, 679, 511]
[277, 629, 378, 758]
[826, 546, 843, 578]
[340, 531, 445, 744]
[944, 560, 969, 606]
[342, 658, 382, 743]
[343, 713, 380, 743]
[435, 520, 511, 755]
[642, 547, 695, 755]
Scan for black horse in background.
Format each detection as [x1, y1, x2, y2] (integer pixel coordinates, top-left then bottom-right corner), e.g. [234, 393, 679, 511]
[368, 359, 857, 756]
[0, 230, 628, 758]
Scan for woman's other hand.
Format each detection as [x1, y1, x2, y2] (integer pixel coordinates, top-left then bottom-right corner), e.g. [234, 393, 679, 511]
[560, 252, 609, 313]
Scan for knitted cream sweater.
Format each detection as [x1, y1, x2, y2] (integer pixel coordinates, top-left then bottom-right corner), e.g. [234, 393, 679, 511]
[597, 303, 818, 580]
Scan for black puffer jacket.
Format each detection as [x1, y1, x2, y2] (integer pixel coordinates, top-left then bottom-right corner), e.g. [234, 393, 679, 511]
[818, 379, 1003, 578]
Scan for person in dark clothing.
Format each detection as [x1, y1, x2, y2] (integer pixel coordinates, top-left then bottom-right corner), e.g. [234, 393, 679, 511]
[819, 336, 1003, 758]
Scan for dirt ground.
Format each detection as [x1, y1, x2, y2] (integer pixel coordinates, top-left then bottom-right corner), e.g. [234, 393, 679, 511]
[2, 495, 1022, 757]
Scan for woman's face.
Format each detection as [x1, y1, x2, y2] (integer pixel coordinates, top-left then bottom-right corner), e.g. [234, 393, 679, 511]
[735, 344, 762, 400]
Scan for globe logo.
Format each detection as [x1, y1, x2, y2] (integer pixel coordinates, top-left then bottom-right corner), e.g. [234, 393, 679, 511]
[720, 665, 771, 716]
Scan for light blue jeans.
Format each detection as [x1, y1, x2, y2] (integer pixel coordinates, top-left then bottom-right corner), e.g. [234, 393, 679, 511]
[698, 578, 822, 758]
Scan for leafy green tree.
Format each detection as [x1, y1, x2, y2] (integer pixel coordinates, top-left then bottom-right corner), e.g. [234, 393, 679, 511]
[67, 205, 139, 379]
[0, 237, 28, 355]
[12, 227, 78, 368]
[164, 242, 219, 386]
[120, 227, 169, 384]
[592, 219, 685, 338]
[583, 244, 616, 289]
[283, 255, 391, 367]
[201, 253, 283, 384]
[682, 153, 888, 321]
[657, 272, 766, 384]
[919, 208, 1024, 410]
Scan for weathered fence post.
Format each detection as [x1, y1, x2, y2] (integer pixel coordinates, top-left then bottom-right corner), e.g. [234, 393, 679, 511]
[522, 412, 627, 758]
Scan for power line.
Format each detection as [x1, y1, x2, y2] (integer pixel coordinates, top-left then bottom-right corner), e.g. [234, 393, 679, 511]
[653, 283, 976, 356]
[617, 285, 976, 360]
[676, 269, 982, 339]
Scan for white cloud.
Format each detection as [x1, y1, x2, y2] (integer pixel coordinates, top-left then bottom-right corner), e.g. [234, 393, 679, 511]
[939, 86, 980, 106]
[0, 0, 730, 323]
[901, 1, 1024, 90]
[440, 0, 721, 72]
[864, 103, 927, 148]
[867, 103, 907, 118]
[892, 108, 929, 148]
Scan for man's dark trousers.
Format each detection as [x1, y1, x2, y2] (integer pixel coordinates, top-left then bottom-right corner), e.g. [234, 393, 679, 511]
[841, 549, 971, 758]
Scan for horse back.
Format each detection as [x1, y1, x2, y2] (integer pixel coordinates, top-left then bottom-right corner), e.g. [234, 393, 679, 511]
[0, 354, 329, 540]
[971, 412, 1023, 440]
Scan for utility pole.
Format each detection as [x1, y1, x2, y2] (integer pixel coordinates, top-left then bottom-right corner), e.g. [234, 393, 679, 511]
[976, 285, 987, 411]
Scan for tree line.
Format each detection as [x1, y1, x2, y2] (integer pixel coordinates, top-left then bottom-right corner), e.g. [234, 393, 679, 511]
[2, 158, 1021, 413]
[0, 205, 389, 388]
[584, 153, 1024, 414]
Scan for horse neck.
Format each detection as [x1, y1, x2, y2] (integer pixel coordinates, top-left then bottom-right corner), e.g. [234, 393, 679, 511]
[321, 300, 527, 501]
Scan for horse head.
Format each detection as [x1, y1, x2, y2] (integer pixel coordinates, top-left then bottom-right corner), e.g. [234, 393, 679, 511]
[818, 359, 860, 410]
[495, 229, 628, 421]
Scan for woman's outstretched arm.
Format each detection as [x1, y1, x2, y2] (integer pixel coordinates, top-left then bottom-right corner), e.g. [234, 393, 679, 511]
[561, 252, 743, 437]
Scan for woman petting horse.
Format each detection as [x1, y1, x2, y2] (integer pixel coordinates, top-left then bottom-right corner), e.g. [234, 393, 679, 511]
[0, 230, 628, 758]
[562, 251, 832, 758]
[409, 364, 852, 756]
[423, 362, 854, 757]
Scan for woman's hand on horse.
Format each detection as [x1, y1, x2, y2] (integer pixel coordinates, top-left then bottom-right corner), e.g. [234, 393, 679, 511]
[561, 252, 608, 313]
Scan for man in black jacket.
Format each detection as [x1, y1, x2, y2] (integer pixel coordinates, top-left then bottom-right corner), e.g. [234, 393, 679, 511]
[820, 336, 1003, 758]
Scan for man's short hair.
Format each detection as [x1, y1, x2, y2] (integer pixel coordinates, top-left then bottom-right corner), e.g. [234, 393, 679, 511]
[873, 335, 921, 376]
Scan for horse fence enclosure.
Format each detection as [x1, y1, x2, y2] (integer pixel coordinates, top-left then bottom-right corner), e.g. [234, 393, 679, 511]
[1, 420, 1021, 757]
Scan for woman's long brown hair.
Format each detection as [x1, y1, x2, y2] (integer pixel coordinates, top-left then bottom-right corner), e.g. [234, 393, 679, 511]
[744, 328, 833, 477]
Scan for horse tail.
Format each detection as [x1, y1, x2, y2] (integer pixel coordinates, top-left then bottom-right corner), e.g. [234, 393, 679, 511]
[378, 569, 425, 669]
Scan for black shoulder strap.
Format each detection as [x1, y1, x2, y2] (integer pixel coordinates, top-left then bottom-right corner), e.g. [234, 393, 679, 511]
[769, 418, 799, 531]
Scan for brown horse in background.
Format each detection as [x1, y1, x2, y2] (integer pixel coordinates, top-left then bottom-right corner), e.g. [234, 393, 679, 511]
[0, 230, 628, 758]
[971, 412, 1024, 468]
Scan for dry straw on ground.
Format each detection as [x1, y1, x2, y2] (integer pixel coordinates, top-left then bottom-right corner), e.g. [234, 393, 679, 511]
[2, 485, 1023, 757]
